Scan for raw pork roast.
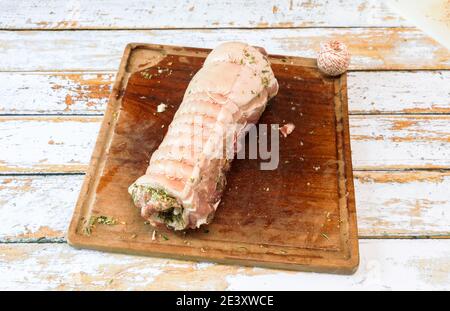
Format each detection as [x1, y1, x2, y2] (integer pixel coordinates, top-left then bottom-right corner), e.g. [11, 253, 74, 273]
[128, 42, 278, 230]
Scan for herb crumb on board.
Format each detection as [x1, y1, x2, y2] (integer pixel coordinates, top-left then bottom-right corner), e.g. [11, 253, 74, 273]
[83, 215, 118, 236]
[321, 233, 330, 240]
[140, 70, 153, 79]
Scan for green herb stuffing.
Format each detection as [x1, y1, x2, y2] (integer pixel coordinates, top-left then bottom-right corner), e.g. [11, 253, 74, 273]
[129, 184, 185, 229]
[130, 184, 181, 209]
[157, 207, 184, 227]
[148, 188, 181, 207]
[261, 76, 270, 88]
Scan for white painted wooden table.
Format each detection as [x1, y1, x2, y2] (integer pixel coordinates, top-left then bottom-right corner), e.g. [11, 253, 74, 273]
[0, 0, 449, 290]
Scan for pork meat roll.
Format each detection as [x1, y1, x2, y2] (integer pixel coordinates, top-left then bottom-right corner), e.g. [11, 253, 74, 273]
[128, 42, 278, 230]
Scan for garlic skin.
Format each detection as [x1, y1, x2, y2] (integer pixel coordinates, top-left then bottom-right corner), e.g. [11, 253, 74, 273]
[317, 40, 350, 76]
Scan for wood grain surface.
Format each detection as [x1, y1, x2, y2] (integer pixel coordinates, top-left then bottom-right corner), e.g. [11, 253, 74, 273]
[2, 115, 450, 173]
[2, 171, 449, 242]
[68, 44, 358, 273]
[0, 0, 409, 29]
[2, 71, 449, 115]
[1, 0, 449, 289]
[1, 240, 449, 290]
[1, 28, 449, 71]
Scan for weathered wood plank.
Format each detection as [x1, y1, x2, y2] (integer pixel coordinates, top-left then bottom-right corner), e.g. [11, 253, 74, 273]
[0, 28, 448, 71]
[0, 117, 100, 173]
[355, 171, 450, 238]
[1, 172, 449, 241]
[2, 71, 449, 115]
[0, 175, 81, 242]
[0, 0, 409, 29]
[0, 72, 113, 115]
[351, 115, 450, 170]
[348, 71, 450, 114]
[1, 115, 449, 173]
[0, 241, 449, 290]
[227, 239, 450, 290]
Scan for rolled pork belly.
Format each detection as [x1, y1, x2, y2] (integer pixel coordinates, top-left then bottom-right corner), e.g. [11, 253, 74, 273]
[128, 42, 279, 230]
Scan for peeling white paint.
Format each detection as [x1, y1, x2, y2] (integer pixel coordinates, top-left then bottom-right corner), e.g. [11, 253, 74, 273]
[1, 115, 449, 173]
[2, 71, 449, 115]
[1, 172, 449, 242]
[0, 28, 448, 71]
[0, 117, 100, 173]
[0, 0, 409, 30]
[0, 0, 448, 291]
[225, 240, 450, 290]
[355, 171, 450, 236]
[0, 175, 83, 240]
[0, 241, 449, 290]
[0, 72, 112, 114]
[347, 71, 450, 114]
[350, 115, 450, 169]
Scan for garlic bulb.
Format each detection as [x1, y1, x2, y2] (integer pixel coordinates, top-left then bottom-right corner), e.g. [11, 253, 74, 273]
[317, 40, 350, 76]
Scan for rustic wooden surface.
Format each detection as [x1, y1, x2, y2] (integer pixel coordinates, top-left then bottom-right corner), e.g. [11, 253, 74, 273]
[67, 45, 358, 273]
[0, 0, 449, 289]
[1, 29, 449, 70]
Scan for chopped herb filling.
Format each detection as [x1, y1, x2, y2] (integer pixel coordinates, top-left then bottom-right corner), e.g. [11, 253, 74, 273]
[261, 76, 270, 87]
[129, 183, 185, 229]
[157, 207, 184, 226]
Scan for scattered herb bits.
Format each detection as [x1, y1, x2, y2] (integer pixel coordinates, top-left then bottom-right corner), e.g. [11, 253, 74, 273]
[321, 233, 330, 240]
[83, 215, 118, 236]
[140, 70, 153, 79]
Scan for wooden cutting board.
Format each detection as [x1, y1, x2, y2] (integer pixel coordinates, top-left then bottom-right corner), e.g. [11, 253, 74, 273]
[68, 43, 359, 274]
